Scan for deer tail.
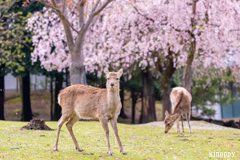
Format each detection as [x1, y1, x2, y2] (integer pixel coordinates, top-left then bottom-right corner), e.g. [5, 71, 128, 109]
[175, 91, 183, 109]
[58, 93, 62, 108]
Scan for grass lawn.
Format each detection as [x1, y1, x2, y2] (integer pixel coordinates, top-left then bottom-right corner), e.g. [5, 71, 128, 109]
[0, 121, 239, 160]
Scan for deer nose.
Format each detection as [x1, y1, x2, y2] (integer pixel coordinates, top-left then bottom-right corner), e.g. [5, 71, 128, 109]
[165, 131, 167, 133]
[110, 83, 114, 87]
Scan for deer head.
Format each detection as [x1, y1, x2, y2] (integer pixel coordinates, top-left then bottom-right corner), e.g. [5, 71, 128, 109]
[104, 68, 123, 92]
[164, 110, 180, 133]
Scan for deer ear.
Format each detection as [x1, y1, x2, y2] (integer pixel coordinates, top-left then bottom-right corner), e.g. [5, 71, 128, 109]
[118, 68, 123, 77]
[165, 110, 169, 116]
[104, 68, 109, 75]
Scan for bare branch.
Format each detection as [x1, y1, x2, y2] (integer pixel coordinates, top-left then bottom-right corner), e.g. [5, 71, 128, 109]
[61, 0, 66, 14]
[93, 0, 113, 16]
[92, 0, 101, 12]
[50, 0, 57, 8]
[60, 15, 79, 34]
[42, 0, 79, 34]
[171, 25, 194, 38]
[131, 3, 155, 23]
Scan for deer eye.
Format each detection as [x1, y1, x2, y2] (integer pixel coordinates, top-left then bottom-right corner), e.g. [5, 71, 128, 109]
[107, 78, 110, 80]
[116, 78, 119, 80]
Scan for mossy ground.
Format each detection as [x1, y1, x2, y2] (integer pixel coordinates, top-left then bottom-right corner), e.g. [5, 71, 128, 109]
[0, 121, 239, 160]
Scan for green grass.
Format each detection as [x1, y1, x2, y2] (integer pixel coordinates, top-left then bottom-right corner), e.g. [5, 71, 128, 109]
[0, 121, 239, 160]
[7, 97, 22, 104]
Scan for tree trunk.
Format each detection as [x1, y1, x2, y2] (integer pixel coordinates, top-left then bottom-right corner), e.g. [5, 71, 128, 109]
[70, 62, 87, 85]
[50, 77, 54, 121]
[161, 78, 172, 120]
[131, 89, 138, 124]
[183, 0, 197, 93]
[0, 64, 5, 120]
[45, 76, 48, 92]
[16, 76, 19, 93]
[34, 75, 37, 91]
[21, 72, 32, 121]
[66, 71, 69, 87]
[119, 82, 127, 119]
[154, 50, 176, 120]
[54, 73, 63, 121]
[70, 36, 87, 85]
[139, 69, 156, 123]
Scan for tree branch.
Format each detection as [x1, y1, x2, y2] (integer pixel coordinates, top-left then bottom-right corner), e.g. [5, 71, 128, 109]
[92, 0, 113, 16]
[92, 0, 101, 12]
[131, 3, 155, 23]
[61, 0, 66, 14]
[77, 0, 85, 30]
[42, 0, 79, 34]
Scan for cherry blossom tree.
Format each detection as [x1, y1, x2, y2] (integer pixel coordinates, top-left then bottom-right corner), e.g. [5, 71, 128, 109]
[84, 0, 240, 119]
[28, 0, 240, 121]
[26, 0, 114, 85]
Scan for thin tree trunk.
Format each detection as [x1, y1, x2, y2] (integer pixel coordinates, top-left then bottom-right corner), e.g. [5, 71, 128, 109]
[139, 69, 156, 123]
[45, 76, 48, 92]
[66, 71, 69, 87]
[0, 64, 5, 120]
[161, 79, 171, 120]
[16, 76, 19, 93]
[21, 72, 32, 121]
[50, 77, 54, 121]
[131, 89, 138, 124]
[54, 73, 63, 121]
[119, 82, 127, 119]
[34, 75, 37, 91]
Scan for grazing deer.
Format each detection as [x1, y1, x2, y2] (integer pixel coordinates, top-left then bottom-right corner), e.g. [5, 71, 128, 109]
[54, 68, 127, 156]
[164, 87, 192, 133]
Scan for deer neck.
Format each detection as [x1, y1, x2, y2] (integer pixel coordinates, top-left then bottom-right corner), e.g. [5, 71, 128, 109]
[107, 88, 120, 106]
[170, 111, 182, 122]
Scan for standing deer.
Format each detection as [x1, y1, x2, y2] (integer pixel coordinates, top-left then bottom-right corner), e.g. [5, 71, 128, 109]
[164, 87, 192, 133]
[54, 68, 127, 156]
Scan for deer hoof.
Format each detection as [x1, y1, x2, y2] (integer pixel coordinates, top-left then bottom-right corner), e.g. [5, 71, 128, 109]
[122, 152, 127, 155]
[54, 148, 58, 151]
[108, 153, 113, 156]
[77, 149, 83, 152]
[182, 131, 184, 133]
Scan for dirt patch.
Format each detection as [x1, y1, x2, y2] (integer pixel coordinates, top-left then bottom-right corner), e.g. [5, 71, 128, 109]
[21, 119, 53, 130]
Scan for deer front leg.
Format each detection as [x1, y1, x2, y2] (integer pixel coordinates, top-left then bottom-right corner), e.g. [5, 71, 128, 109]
[110, 118, 127, 155]
[54, 116, 67, 151]
[99, 118, 112, 156]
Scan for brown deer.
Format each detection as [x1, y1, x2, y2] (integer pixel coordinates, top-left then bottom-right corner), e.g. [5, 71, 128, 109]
[164, 87, 192, 133]
[54, 68, 127, 156]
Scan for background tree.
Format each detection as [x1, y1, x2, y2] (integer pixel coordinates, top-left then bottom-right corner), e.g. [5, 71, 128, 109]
[9, 0, 44, 121]
[0, 0, 33, 120]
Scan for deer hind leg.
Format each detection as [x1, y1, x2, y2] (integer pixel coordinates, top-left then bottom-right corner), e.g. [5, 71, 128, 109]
[110, 118, 127, 155]
[66, 114, 82, 151]
[181, 115, 184, 133]
[99, 117, 112, 156]
[176, 117, 180, 133]
[186, 113, 192, 133]
[54, 115, 68, 151]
